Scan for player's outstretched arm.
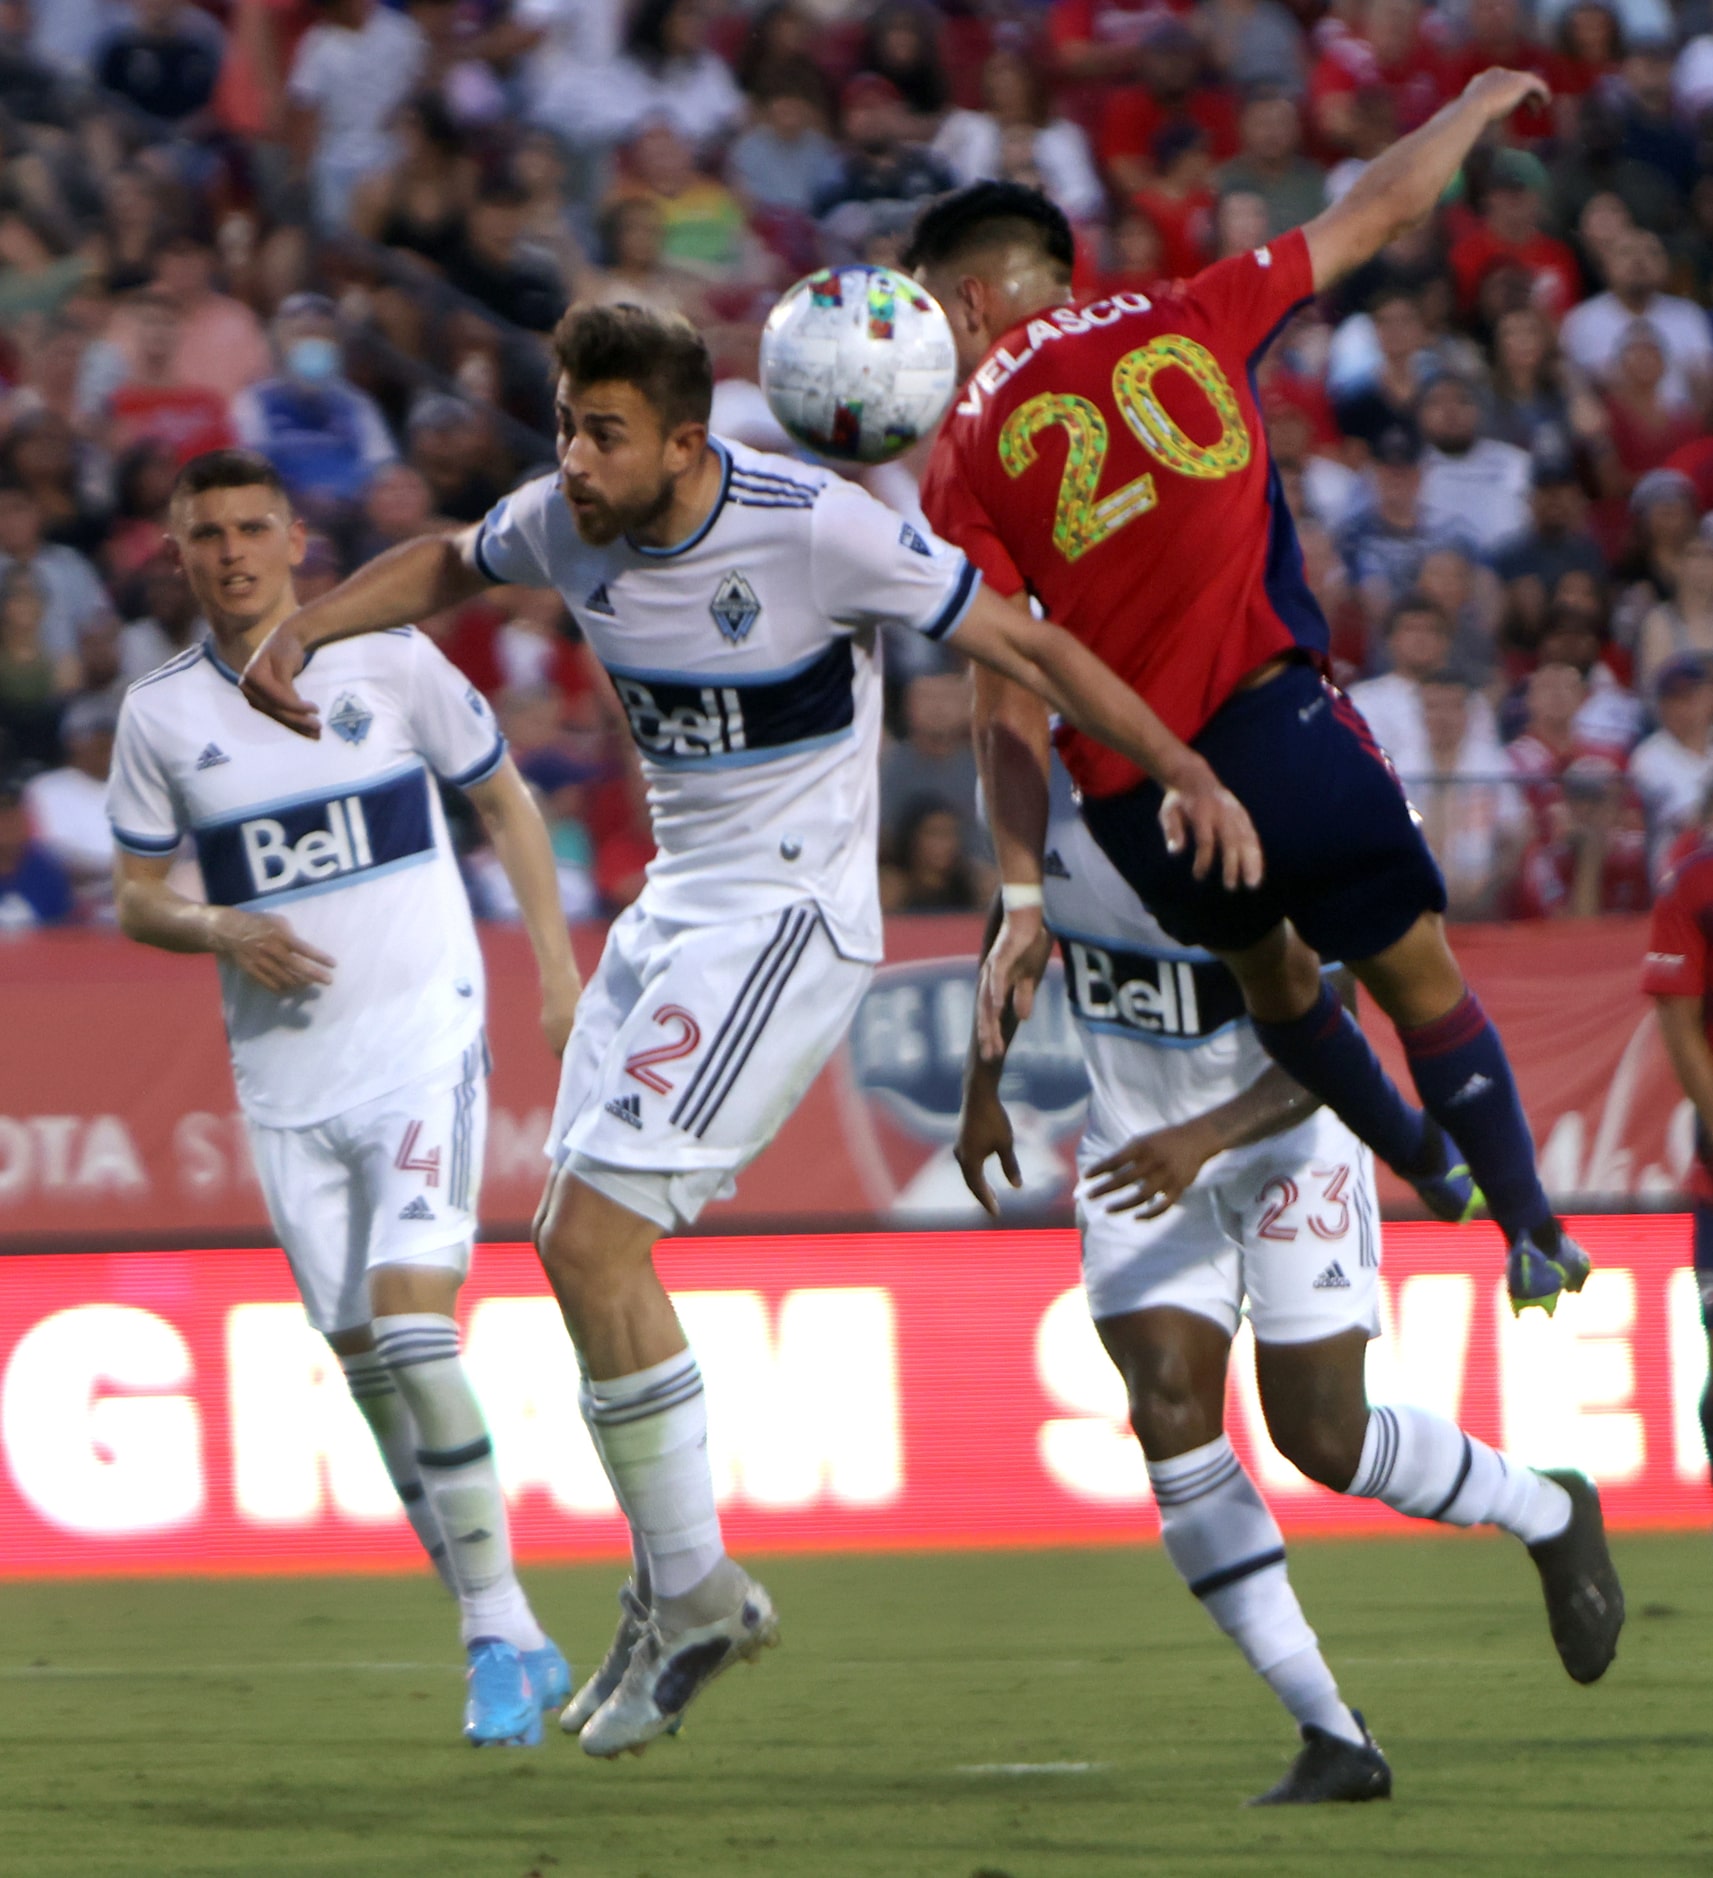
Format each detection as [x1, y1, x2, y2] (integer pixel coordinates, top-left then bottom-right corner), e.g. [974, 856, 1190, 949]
[950, 586, 1263, 876]
[1654, 996, 1713, 1141]
[240, 527, 496, 738]
[955, 893, 1028, 1217]
[1301, 69, 1550, 291]
[464, 755, 583, 1056]
[1084, 969, 1355, 1215]
[114, 851, 335, 993]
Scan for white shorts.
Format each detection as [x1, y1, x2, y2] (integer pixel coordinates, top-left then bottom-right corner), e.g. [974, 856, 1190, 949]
[1077, 1106, 1381, 1346]
[548, 898, 872, 1231]
[247, 1040, 489, 1334]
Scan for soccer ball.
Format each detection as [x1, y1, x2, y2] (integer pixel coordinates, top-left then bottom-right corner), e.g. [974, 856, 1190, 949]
[760, 265, 958, 465]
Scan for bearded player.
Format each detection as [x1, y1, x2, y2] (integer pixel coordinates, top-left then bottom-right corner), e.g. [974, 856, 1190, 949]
[958, 760, 1622, 1803]
[233, 303, 1263, 1757]
[910, 73, 1593, 1320]
[107, 451, 576, 1746]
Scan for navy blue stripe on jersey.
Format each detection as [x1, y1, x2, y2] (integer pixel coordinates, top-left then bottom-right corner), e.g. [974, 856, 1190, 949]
[194, 763, 435, 909]
[472, 518, 503, 584]
[731, 493, 816, 509]
[441, 732, 506, 790]
[607, 637, 855, 767]
[629, 441, 733, 559]
[919, 561, 981, 642]
[1056, 931, 1249, 1048]
[729, 465, 818, 496]
[111, 823, 181, 854]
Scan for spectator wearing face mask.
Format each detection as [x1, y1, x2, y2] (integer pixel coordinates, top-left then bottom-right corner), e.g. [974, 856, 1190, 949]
[230, 292, 397, 517]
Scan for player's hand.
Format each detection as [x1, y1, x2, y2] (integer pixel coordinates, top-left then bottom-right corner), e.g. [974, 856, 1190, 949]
[239, 618, 321, 739]
[1462, 66, 1550, 122]
[211, 908, 335, 993]
[541, 973, 581, 1058]
[954, 1076, 1022, 1219]
[1158, 758, 1264, 890]
[1085, 1117, 1222, 1217]
[976, 905, 1054, 1060]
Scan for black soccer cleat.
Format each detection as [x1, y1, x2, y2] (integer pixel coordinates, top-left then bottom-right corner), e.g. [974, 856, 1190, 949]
[1406, 1117, 1483, 1225]
[1527, 1469, 1625, 1684]
[1247, 1711, 1393, 1806]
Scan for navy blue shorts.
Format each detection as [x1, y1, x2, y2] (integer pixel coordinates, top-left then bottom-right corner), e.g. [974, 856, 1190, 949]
[1081, 659, 1448, 961]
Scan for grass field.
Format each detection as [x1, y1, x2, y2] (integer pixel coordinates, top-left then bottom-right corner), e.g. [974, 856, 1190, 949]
[2, 1532, 1709, 1878]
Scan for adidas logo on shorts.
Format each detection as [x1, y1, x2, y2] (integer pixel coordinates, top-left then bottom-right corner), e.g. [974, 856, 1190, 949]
[398, 1195, 436, 1221]
[605, 1093, 644, 1129]
[1042, 849, 1070, 879]
[1312, 1260, 1351, 1290]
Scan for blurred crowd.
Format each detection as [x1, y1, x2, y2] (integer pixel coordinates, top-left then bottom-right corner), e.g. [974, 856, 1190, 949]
[0, 0, 1711, 934]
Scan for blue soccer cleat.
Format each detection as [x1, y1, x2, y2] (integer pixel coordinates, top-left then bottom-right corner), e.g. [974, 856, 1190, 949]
[1407, 1119, 1483, 1224]
[1507, 1226, 1593, 1316]
[522, 1640, 572, 1714]
[464, 1638, 543, 1747]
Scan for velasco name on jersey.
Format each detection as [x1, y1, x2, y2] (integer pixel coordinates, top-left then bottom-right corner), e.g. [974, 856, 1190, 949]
[953, 294, 1160, 419]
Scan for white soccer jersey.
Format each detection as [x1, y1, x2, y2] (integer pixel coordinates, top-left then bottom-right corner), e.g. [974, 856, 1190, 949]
[1042, 767, 1273, 1165]
[473, 437, 981, 962]
[107, 631, 502, 1128]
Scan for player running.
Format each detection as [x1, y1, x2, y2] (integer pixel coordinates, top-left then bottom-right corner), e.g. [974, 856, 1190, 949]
[1641, 795, 1713, 1490]
[909, 73, 1592, 1317]
[107, 450, 577, 1748]
[956, 762, 1623, 1803]
[233, 303, 1260, 1757]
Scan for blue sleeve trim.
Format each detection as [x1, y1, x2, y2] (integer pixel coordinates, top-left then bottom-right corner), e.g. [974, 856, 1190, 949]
[471, 520, 503, 585]
[921, 560, 982, 642]
[112, 825, 181, 855]
[442, 733, 506, 789]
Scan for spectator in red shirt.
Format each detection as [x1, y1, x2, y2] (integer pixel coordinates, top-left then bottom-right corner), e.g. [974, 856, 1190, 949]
[1512, 754, 1650, 917]
[1447, 152, 1580, 319]
[1545, 0, 1624, 116]
[1131, 122, 1216, 278]
[1050, 0, 1174, 87]
[107, 289, 236, 464]
[1446, 0, 1555, 143]
[1309, 0, 1456, 151]
[1099, 19, 1237, 195]
[1596, 322, 1707, 495]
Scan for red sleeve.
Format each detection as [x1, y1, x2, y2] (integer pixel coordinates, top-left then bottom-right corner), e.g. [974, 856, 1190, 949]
[1643, 867, 1709, 998]
[1182, 227, 1316, 360]
[919, 431, 1025, 599]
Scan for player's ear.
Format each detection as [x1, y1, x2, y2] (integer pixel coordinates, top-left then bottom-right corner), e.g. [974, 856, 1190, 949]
[285, 512, 308, 568]
[664, 417, 707, 476]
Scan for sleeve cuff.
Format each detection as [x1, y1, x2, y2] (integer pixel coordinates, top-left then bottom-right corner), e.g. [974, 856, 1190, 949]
[111, 825, 181, 855]
[471, 521, 503, 585]
[920, 561, 983, 642]
[441, 733, 506, 789]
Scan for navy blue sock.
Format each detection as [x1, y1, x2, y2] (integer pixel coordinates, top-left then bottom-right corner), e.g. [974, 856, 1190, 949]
[1400, 992, 1551, 1245]
[1252, 981, 1428, 1176]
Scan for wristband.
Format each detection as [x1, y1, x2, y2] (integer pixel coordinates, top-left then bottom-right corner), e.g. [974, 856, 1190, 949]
[1001, 882, 1045, 912]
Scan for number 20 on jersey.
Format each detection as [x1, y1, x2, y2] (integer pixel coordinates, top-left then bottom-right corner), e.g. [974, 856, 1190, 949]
[997, 336, 1251, 562]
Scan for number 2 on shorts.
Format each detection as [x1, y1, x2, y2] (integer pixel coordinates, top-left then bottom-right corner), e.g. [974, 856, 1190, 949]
[625, 1005, 702, 1094]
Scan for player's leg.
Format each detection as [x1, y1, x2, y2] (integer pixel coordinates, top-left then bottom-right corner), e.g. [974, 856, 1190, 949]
[1237, 1125, 1622, 1685]
[356, 1049, 564, 1746]
[1082, 1190, 1386, 1802]
[245, 1114, 454, 1587]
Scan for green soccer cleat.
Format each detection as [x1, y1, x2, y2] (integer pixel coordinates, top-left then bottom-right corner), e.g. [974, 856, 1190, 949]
[1507, 1226, 1593, 1316]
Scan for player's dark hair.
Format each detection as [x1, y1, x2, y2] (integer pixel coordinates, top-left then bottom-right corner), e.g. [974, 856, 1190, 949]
[1387, 592, 1450, 634]
[550, 302, 713, 432]
[171, 449, 292, 509]
[902, 181, 1074, 278]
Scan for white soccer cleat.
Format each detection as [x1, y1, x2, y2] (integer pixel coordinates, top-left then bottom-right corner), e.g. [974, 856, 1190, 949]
[578, 1574, 779, 1759]
[560, 1583, 650, 1736]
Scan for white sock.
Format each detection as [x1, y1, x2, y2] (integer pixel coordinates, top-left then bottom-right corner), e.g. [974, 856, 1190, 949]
[1349, 1405, 1572, 1545]
[577, 1371, 653, 1606]
[583, 1348, 725, 1601]
[1149, 1436, 1363, 1746]
[372, 1313, 545, 1651]
[338, 1348, 455, 1594]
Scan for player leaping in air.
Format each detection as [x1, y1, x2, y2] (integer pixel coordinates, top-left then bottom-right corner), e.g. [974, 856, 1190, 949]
[235, 303, 1262, 1757]
[956, 758, 1622, 1804]
[107, 450, 578, 1747]
[909, 72, 1590, 1317]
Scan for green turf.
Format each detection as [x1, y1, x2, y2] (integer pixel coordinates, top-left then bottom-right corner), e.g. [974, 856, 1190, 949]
[1, 1533, 1708, 1877]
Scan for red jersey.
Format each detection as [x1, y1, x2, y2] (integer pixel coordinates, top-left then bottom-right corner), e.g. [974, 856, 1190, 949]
[919, 229, 1322, 798]
[1642, 836, 1713, 1194]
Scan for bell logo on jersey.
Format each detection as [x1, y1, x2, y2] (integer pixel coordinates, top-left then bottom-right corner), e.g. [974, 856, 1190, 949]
[195, 767, 436, 908]
[614, 677, 748, 761]
[1064, 940, 1247, 1044]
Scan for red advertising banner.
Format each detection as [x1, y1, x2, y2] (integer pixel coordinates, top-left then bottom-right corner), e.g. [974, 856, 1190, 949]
[0, 1216, 1704, 1579]
[0, 917, 1684, 1242]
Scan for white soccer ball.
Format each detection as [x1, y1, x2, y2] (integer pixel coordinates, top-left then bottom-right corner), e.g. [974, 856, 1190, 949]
[760, 265, 958, 465]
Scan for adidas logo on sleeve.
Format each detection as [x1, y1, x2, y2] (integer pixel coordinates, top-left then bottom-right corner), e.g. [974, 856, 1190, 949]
[195, 743, 229, 770]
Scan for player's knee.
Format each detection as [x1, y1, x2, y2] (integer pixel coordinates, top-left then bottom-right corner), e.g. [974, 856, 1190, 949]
[1269, 1410, 1364, 1492]
[1124, 1358, 1220, 1457]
